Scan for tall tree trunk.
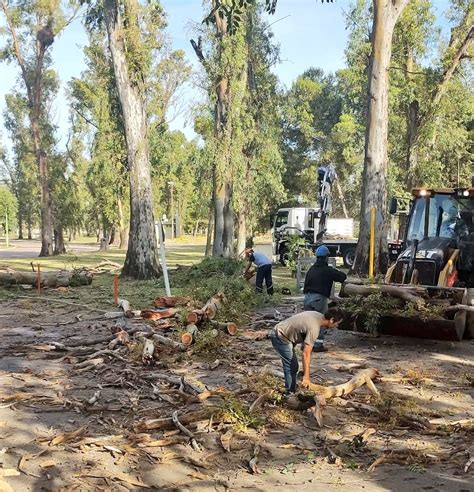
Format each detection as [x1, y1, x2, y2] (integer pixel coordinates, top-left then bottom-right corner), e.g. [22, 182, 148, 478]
[236, 209, 246, 255]
[53, 225, 66, 255]
[103, 0, 160, 279]
[205, 204, 214, 257]
[353, 0, 409, 275]
[117, 197, 128, 249]
[27, 210, 32, 240]
[18, 208, 23, 240]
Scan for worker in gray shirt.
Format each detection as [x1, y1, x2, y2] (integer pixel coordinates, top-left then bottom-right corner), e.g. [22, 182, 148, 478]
[270, 308, 344, 395]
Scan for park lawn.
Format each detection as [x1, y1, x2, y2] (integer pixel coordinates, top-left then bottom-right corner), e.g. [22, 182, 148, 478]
[0, 240, 296, 308]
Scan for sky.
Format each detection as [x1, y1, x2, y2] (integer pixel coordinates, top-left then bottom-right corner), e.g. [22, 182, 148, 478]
[0, 0, 452, 156]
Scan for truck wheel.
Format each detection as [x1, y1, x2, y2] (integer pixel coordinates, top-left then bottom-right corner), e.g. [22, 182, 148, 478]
[464, 288, 474, 339]
[343, 248, 356, 268]
[279, 246, 289, 266]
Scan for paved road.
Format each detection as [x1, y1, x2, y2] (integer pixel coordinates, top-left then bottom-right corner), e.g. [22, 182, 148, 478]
[0, 239, 99, 259]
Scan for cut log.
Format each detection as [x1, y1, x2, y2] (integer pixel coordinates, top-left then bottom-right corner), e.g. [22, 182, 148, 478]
[0, 270, 92, 288]
[185, 291, 225, 324]
[307, 368, 380, 399]
[341, 283, 424, 303]
[141, 308, 177, 320]
[181, 325, 199, 346]
[118, 299, 131, 316]
[211, 321, 238, 336]
[140, 338, 155, 364]
[151, 334, 187, 352]
[154, 296, 190, 308]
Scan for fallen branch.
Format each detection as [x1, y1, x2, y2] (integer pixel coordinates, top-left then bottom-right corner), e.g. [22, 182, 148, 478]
[172, 410, 201, 452]
[151, 334, 187, 352]
[0, 270, 92, 288]
[136, 408, 214, 431]
[308, 368, 380, 399]
[341, 283, 424, 303]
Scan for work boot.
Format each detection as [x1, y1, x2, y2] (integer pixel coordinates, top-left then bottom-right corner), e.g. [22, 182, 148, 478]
[312, 345, 328, 353]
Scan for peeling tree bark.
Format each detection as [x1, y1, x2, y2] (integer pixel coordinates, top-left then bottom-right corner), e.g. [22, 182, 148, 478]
[103, 0, 160, 279]
[353, 0, 409, 275]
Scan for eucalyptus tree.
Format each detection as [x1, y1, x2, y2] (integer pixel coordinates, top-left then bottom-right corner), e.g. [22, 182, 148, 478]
[0, 0, 79, 255]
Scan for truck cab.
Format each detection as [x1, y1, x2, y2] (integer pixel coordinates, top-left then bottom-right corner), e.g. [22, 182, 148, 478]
[271, 207, 357, 267]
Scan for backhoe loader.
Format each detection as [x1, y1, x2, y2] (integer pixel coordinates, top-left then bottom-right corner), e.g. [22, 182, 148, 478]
[341, 182, 474, 341]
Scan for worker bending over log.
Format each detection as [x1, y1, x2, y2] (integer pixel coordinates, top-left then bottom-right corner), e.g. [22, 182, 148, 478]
[244, 248, 274, 296]
[303, 245, 347, 352]
[270, 308, 344, 395]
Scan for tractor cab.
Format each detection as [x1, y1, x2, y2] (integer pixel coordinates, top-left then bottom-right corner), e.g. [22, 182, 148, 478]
[388, 188, 474, 288]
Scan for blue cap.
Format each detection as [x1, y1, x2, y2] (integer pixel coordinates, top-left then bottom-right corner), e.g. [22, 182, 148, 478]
[315, 245, 330, 257]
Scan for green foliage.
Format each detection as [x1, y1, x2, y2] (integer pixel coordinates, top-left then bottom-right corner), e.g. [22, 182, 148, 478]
[0, 185, 17, 233]
[340, 293, 401, 334]
[219, 395, 265, 432]
[284, 235, 307, 274]
[166, 257, 255, 322]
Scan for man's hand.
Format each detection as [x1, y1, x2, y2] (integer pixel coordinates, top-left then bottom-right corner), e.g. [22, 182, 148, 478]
[301, 376, 311, 388]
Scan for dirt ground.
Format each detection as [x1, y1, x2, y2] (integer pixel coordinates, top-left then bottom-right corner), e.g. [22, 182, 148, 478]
[0, 291, 473, 491]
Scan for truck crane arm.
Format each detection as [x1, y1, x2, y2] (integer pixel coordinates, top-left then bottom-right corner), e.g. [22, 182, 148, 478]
[316, 164, 337, 243]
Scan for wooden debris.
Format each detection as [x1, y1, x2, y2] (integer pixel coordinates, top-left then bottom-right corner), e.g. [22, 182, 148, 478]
[137, 408, 214, 431]
[172, 410, 201, 452]
[87, 390, 101, 405]
[211, 321, 238, 336]
[186, 291, 225, 324]
[140, 338, 155, 364]
[141, 308, 177, 320]
[336, 362, 368, 373]
[118, 298, 131, 316]
[248, 444, 260, 474]
[341, 283, 424, 303]
[152, 334, 187, 352]
[154, 296, 190, 308]
[220, 429, 233, 452]
[50, 426, 87, 446]
[181, 325, 199, 346]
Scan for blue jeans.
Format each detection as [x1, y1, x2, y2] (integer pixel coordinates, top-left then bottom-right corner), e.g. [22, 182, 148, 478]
[270, 331, 298, 393]
[303, 292, 328, 348]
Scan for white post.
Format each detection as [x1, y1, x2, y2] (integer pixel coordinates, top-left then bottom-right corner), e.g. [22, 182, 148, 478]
[5, 208, 9, 248]
[157, 220, 171, 296]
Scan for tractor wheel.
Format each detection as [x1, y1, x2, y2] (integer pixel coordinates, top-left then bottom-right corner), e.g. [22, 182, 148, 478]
[343, 248, 356, 269]
[464, 288, 474, 339]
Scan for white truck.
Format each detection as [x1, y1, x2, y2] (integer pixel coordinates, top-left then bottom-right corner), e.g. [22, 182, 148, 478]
[271, 207, 358, 267]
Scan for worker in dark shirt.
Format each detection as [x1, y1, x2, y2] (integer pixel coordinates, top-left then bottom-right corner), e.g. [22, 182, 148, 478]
[303, 245, 347, 352]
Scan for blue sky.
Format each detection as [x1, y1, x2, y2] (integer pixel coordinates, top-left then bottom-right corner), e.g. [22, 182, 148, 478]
[0, 0, 451, 153]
